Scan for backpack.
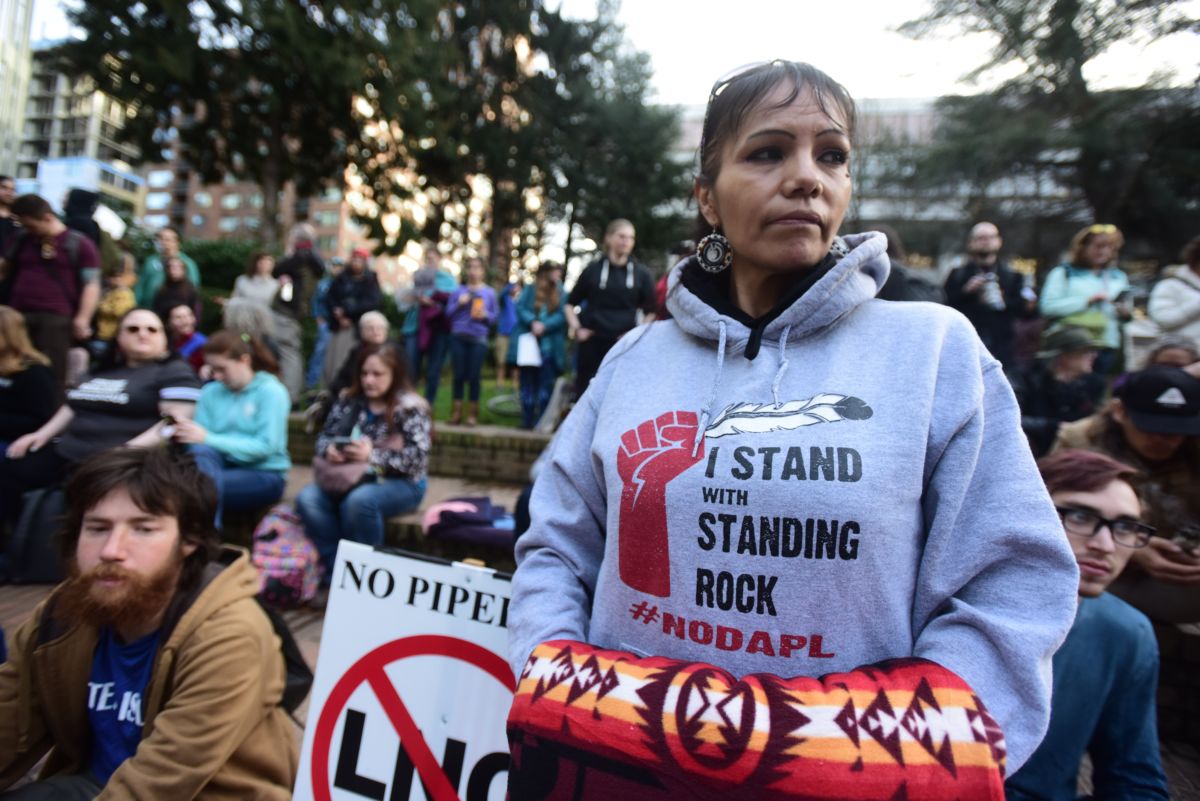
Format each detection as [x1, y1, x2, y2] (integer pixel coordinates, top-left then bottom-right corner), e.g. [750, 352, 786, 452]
[4, 487, 66, 584]
[251, 503, 321, 609]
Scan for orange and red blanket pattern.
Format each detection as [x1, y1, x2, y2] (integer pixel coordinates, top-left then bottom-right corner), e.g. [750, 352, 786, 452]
[507, 640, 1007, 800]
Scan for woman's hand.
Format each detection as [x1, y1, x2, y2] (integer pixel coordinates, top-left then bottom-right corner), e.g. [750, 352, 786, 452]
[172, 418, 208, 445]
[7, 430, 50, 459]
[324, 444, 347, 463]
[1129, 537, 1200, 584]
[1088, 291, 1109, 305]
[531, 320, 546, 337]
[457, 293, 470, 306]
[342, 437, 373, 462]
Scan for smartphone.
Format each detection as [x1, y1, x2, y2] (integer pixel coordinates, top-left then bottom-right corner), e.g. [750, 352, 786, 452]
[160, 414, 177, 439]
[329, 436, 355, 450]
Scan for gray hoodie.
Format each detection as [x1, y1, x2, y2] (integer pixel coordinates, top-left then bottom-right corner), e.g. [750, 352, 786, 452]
[509, 232, 1078, 771]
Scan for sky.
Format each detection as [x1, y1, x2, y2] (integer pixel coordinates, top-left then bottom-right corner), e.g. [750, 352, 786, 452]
[34, 0, 1199, 102]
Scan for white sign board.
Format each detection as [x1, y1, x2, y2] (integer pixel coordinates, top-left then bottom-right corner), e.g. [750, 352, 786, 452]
[294, 542, 515, 801]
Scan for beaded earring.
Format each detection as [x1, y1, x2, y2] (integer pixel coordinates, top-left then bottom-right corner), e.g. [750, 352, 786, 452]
[696, 228, 733, 273]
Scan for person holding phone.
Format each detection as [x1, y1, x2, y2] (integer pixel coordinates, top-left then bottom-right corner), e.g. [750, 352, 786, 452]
[0, 308, 201, 521]
[171, 330, 291, 528]
[295, 345, 431, 579]
[446, 257, 497, 426]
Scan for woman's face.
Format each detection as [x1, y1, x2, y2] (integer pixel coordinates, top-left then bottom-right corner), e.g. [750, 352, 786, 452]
[166, 258, 186, 282]
[360, 354, 393, 401]
[255, 255, 275, 276]
[1082, 235, 1118, 270]
[117, 310, 167, 364]
[466, 260, 485, 284]
[696, 83, 852, 276]
[205, 353, 254, 391]
[167, 305, 196, 337]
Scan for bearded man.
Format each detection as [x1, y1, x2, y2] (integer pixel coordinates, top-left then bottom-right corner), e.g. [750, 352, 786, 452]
[0, 447, 297, 800]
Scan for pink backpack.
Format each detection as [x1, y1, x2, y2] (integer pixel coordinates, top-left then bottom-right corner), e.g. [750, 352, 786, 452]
[252, 504, 321, 608]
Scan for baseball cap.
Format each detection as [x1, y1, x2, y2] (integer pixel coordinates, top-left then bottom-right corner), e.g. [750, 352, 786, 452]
[1115, 366, 1200, 435]
[1037, 325, 1101, 360]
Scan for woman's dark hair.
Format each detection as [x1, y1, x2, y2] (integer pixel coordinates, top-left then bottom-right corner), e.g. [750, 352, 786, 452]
[694, 61, 855, 238]
[61, 447, 220, 592]
[163, 255, 190, 283]
[1181, 235, 1200, 269]
[697, 61, 856, 182]
[203, 328, 280, 375]
[245, 251, 274, 276]
[1037, 448, 1138, 496]
[348, 344, 412, 432]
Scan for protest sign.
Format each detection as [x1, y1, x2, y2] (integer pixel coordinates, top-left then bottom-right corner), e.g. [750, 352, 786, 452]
[294, 542, 514, 801]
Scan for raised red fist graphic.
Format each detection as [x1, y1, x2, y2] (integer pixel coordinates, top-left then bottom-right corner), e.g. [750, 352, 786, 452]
[616, 411, 705, 597]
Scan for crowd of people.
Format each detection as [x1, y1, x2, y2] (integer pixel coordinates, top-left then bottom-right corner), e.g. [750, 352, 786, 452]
[0, 53, 1199, 798]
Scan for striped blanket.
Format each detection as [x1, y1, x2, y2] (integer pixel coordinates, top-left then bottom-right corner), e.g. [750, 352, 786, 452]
[508, 640, 1006, 800]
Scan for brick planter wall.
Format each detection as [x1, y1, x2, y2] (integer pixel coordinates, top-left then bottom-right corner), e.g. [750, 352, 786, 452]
[287, 416, 548, 485]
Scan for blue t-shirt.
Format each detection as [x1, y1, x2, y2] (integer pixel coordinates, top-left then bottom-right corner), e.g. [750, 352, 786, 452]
[88, 627, 161, 784]
[1006, 593, 1168, 800]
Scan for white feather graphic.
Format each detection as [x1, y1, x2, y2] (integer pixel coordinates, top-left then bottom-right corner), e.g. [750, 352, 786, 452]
[704, 394, 873, 439]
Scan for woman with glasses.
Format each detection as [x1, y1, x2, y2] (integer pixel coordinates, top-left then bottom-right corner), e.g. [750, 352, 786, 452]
[1040, 224, 1132, 372]
[508, 61, 1078, 795]
[1, 308, 201, 498]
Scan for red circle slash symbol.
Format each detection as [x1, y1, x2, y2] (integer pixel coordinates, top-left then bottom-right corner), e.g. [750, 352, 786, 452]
[311, 635, 516, 801]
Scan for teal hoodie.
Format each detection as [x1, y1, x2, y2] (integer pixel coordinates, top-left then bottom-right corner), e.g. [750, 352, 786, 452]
[509, 232, 1079, 772]
[194, 371, 291, 472]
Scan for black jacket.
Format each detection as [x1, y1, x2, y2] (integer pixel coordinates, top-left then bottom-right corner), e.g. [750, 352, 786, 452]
[944, 260, 1033, 367]
[1009, 362, 1105, 457]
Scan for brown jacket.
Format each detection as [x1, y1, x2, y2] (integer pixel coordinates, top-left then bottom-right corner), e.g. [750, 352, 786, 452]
[0, 547, 299, 799]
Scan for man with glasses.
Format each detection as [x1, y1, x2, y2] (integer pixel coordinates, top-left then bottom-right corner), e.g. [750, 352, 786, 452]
[1006, 448, 1169, 800]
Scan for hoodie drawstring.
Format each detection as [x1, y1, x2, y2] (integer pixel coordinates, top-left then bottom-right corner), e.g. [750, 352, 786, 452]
[771, 324, 792, 406]
[692, 320, 727, 457]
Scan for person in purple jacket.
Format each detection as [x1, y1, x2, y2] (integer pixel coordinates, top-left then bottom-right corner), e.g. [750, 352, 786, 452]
[446, 257, 498, 426]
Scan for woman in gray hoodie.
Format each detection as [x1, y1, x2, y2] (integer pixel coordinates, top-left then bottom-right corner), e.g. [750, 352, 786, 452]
[509, 61, 1078, 790]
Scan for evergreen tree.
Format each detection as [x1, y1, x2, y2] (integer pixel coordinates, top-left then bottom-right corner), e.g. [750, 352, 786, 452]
[899, 0, 1200, 260]
[54, 0, 436, 247]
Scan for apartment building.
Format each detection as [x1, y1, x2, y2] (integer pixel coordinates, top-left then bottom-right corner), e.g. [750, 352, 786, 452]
[17, 43, 143, 213]
[0, 0, 35, 176]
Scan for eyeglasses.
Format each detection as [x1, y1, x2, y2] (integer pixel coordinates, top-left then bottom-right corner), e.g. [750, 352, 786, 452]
[123, 325, 162, 335]
[699, 60, 786, 159]
[1056, 506, 1155, 548]
[1088, 224, 1118, 235]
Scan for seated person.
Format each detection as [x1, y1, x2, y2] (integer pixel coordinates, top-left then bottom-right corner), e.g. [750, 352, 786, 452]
[0, 447, 297, 799]
[305, 311, 402, 430]
[0, 306, 57, 452]
[150, 255, 202, 326]
[166, 303, 207, 374]
[1006, 449, 1169, 800]
[296, 344, 429, 579]
[171, 331, 291, 528]
[1, 309, 201, 520]
[1054, 366, 1200, 623]
[1009, 325, 1106, 456]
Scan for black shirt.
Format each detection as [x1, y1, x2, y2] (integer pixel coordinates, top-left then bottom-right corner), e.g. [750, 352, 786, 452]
[567, 257, 656, 337]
